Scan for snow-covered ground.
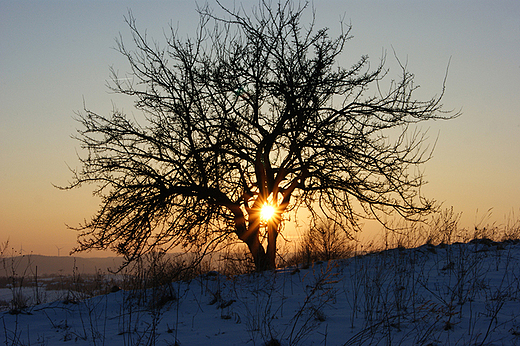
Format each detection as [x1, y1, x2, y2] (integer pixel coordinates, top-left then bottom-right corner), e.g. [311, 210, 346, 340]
[2, 240, 520, 345]
[0, 286, 70, 308]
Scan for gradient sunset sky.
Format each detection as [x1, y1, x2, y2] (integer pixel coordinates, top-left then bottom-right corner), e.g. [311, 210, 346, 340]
[1, 0, 519, 257]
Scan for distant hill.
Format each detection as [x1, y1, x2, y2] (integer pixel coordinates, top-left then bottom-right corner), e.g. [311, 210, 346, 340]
[0, 255, 125, 276]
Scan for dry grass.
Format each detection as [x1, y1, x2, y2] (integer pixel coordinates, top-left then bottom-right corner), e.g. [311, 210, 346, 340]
[1, 207, 519, 315]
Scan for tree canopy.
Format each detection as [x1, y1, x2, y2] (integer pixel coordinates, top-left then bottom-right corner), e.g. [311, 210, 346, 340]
[66, 0, 456, 270]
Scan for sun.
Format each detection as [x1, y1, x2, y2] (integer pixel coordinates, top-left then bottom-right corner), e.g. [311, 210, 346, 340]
[260, 203, 276, 222]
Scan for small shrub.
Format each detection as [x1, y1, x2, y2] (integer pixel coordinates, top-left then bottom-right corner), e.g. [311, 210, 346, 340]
[8, 289, 29, 314]
[264, 338, 281, 346]
[290, 219, 354, 266]
[313, 307, 327, 322]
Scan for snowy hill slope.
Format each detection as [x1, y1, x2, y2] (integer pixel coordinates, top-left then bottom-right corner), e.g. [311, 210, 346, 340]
[2, 240, 520, 345]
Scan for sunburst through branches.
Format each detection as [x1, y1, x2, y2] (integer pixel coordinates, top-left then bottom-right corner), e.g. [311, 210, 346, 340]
[260, 203, 276, 222]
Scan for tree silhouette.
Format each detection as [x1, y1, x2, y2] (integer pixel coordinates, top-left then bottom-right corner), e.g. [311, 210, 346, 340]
[65, 1, 456, 270]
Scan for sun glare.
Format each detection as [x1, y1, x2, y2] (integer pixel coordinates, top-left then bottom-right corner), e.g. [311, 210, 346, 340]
[260, 203, 276, 222]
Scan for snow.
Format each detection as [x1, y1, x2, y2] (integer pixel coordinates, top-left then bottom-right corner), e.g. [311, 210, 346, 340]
[2, 240, 520, 345]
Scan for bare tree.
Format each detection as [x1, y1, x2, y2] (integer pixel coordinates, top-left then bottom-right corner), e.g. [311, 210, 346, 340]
[64, 1, 456, 271]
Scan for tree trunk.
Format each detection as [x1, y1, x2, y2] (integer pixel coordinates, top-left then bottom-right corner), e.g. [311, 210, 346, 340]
[236, 215, 277, 271]
[245, 234, 269, 271]
[266, 223, 278, 270]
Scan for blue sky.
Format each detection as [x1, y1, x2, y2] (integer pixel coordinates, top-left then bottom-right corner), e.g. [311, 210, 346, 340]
[1, 0, 519, 256]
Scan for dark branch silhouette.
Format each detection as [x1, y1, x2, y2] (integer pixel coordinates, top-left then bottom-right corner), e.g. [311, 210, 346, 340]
[63, 1, 457, 270]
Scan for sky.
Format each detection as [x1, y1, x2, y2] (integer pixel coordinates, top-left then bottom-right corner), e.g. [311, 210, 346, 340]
[1, 0, 519, 257]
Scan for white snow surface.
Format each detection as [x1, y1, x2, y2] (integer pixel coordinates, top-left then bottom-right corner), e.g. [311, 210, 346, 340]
[2, 240, 520, 345]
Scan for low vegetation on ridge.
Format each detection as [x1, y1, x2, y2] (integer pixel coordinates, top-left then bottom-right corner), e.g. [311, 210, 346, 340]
[2, 208, 520, 345]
